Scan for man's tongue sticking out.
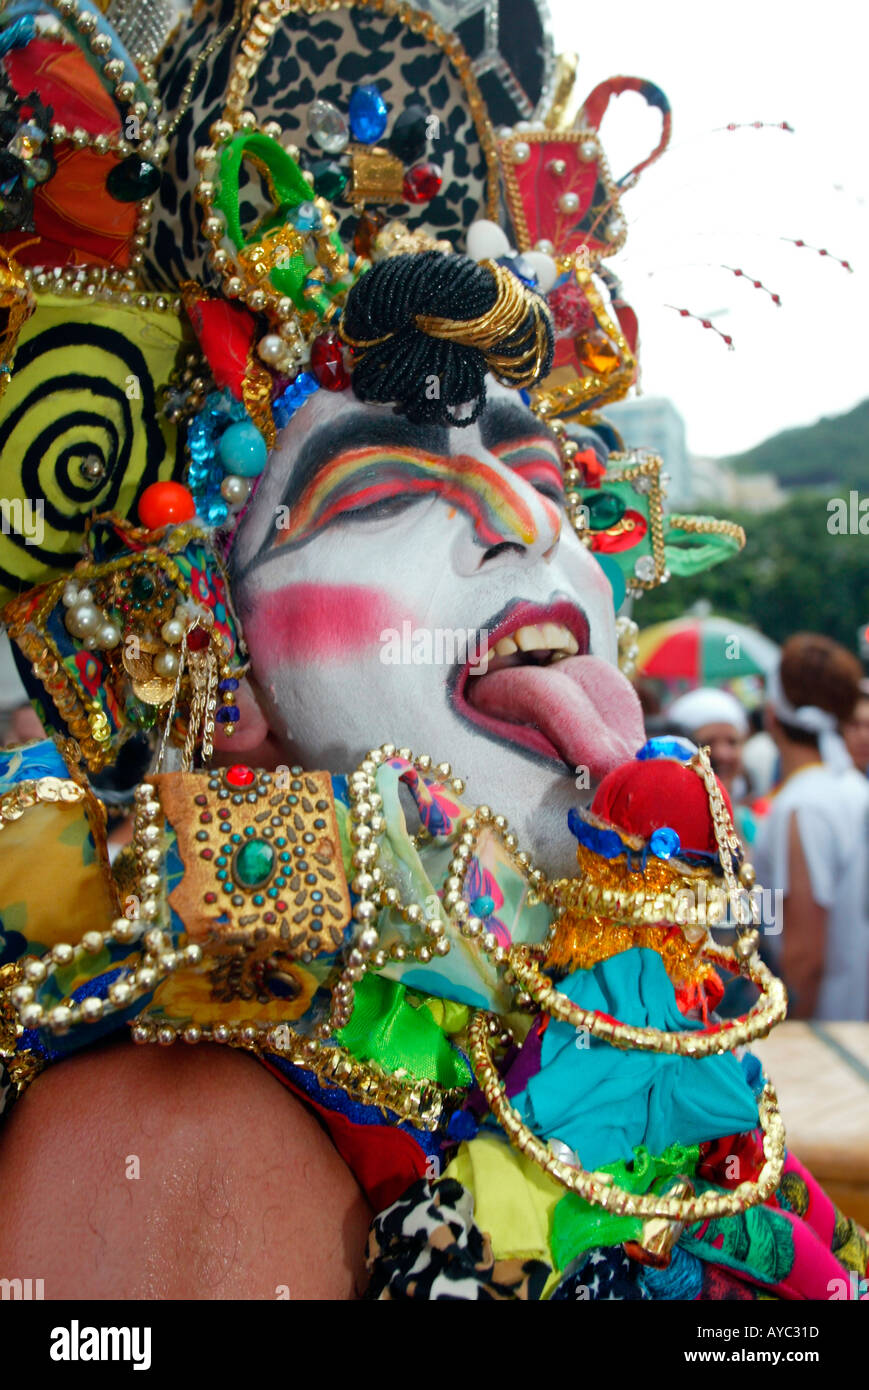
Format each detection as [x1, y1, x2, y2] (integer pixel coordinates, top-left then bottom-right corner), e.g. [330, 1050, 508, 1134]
[466, 655, 645, 782]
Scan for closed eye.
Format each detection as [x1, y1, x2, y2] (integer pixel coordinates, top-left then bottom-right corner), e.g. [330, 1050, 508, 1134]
[337, 494, 423, 521]
[490, 438, 566, 507]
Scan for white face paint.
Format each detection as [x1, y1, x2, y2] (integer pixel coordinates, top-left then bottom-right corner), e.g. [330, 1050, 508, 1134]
[233, 380, 644, 872]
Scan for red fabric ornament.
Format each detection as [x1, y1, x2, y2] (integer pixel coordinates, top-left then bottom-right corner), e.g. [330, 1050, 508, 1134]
[1, 39, 136, 270]
[591, 757, 733, 856]
[137, 481, 196, 530]
[698, 1129, 764, 1188]
[185, 297, 257, 399]
[260, 1059, 427, 1211]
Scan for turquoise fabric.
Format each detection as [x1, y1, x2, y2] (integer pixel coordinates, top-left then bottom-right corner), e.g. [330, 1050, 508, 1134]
[512, 947, 759, 1169]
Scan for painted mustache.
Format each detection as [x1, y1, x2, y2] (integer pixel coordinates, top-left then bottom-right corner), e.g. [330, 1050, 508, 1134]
[269, 442, 564, 550]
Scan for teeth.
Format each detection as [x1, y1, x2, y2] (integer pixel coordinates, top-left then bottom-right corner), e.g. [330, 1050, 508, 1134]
[540, 622, 567, 649]
[515, 625, 545, 652]
[468, 620, 582, 675]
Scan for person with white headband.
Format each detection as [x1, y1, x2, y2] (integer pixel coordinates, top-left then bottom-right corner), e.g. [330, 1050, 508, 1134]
[754, 634, 869, 1020]
[667, 686, 750, 797]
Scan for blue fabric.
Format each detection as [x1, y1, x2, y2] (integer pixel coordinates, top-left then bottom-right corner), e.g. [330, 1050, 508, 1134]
[512, 948, 759, 1169]
[0, 740, 69, 791]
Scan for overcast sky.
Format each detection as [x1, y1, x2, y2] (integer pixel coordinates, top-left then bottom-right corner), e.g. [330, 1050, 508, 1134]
[546, 0, 869, 457]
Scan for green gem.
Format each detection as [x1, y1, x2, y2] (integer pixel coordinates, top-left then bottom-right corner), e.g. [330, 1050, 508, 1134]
[311, 159, 349, 200]
[235, 839, 275, 888]
[106, 154, 162, 203]
[131, 572, 156, 601]
[586, 490, 627, 531]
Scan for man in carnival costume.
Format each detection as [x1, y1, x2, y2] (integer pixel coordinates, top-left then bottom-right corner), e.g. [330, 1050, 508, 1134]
[0, 0, 866, 1300]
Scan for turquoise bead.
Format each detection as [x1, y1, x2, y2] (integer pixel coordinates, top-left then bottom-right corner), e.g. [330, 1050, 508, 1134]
[471, 894, 495, 918]
[218, 422, 268, 477]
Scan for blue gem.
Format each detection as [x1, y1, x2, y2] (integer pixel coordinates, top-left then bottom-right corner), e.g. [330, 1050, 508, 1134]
[219, 677, 239, 691]
[497, 252, 538, 288]
[216, 705, 240, 722]
[471, 895, 495, 918]
[649, 826, 681, 860]
[348, 84, 388, 144]
[636, 736, 698, 763]
[290, 200, 320, 231]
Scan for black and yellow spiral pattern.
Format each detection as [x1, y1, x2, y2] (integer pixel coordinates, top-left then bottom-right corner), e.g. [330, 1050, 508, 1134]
[0, 294, 192, 605]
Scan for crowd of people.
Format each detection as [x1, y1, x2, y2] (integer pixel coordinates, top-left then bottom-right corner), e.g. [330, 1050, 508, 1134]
[644, 634, 869, 1021]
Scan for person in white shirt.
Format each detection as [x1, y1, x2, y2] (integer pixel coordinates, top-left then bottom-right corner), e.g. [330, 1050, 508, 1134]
[754, 634, 869, 1020]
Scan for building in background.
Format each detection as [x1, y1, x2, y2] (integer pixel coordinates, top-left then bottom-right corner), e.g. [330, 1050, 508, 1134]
[690, 457, 786, 513]
[604, 396, 691, 508]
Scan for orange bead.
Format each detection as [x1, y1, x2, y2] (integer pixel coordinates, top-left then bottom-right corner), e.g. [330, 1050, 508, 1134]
[138, 481, 196, 530]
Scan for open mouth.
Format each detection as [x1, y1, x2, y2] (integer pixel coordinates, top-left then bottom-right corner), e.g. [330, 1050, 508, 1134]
[453, 599, 645, 780]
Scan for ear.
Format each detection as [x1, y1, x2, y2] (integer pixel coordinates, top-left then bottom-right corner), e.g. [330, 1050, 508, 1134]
[213, 675, 278, 760]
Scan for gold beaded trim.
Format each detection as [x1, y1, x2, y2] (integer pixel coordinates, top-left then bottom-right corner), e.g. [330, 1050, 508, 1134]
[469, 1010, 786, 1220]
[667, 514, 747, 548]
[508, 941, 787, 1056]
[46, 0, 173, 282]
[20, 271, 185, 312]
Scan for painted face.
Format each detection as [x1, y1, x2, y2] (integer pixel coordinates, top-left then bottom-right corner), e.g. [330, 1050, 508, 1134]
[232, 381, 644, 872]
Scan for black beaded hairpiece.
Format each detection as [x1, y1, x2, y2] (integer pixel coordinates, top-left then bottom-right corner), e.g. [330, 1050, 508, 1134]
[339, 251, 554, 427]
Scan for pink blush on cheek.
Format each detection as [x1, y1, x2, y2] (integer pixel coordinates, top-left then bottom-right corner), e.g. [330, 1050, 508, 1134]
[243, 583, 414, 662]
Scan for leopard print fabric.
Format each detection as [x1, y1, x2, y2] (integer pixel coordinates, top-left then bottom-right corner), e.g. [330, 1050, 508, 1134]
[147, 0, 493, 291]
[365, 1177, 551, 1300]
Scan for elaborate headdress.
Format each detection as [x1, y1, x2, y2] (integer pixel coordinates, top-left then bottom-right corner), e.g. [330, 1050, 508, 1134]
[8, 5, 868, 1306]
[0, 0, 743, 772]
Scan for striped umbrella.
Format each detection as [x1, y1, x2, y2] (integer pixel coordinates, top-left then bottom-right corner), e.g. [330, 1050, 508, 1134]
[636, 617, 779, 688]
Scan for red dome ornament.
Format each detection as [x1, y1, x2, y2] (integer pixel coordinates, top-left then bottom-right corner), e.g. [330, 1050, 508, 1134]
[591, 754, 733, 859]
[138, 482, 196, 530]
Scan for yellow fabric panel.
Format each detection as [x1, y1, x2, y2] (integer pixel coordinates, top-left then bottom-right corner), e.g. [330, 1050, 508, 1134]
[445, 1132, 563, 1273]
[0, 800, 117, 951]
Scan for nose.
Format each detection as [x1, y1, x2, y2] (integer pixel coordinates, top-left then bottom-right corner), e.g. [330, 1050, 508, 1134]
[449, 450, 562, 577]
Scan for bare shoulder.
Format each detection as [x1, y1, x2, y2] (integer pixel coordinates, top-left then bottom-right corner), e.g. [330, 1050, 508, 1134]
[0, 1040, 372, 1300]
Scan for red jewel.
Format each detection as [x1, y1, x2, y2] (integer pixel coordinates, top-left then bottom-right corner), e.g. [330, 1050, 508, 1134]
[310, 331, 350, 391]
[226, 764, 254, 787]
[402, 161, 442, 204]
[138, 481, 196, 530]
[204, 891, 217, 903]
[275, 900, 287, 912]
[187, 625, 210, 652]
[200, 849, 213, 860]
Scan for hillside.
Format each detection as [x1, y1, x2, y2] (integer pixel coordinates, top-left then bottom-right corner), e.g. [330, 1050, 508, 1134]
[724, 398, 869, 491]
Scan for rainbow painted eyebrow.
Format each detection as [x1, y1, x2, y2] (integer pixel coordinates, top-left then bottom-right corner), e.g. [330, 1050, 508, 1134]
[489, 434, 566, 499]
[270, 444, 541, 550]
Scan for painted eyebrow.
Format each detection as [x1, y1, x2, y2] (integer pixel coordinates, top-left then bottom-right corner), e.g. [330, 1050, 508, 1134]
[279, 412, 451, 514]
[479, 401, 558, 452]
